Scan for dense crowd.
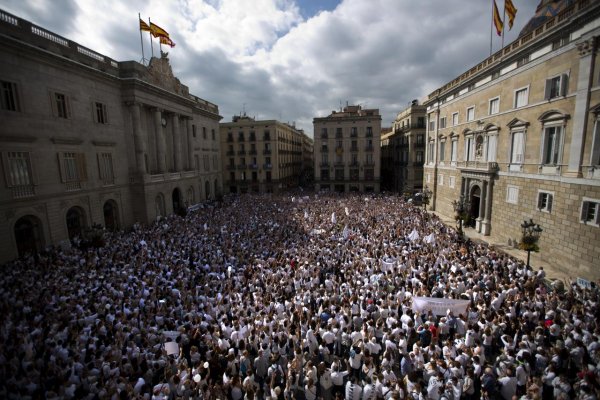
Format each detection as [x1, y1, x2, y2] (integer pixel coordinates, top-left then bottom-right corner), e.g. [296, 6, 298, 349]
[0, 193, 598, 400]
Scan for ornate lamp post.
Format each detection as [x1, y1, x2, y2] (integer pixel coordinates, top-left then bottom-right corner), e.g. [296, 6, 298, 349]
[421, 186, 432, 211]
[519, 219, 543, 268]
[452, 195, 471, 239]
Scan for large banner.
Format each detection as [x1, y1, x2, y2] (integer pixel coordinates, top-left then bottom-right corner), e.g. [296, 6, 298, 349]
[411, 296, 470, 316]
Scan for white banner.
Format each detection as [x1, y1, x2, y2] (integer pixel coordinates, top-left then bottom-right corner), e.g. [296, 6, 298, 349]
[411, 296, 470, 316]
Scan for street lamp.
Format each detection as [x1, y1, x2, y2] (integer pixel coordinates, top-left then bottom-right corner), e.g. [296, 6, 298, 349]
[519, 219, 543, 269]
[421, 186, 432, 211]
[452, 195, 471, 239]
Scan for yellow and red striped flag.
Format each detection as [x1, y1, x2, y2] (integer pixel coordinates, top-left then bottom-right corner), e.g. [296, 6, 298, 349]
[493, 0, 503, 36]
[139, 19, 151, 32]
[150, 22, 170, 38]
[505, 0, 518, 29]
[160, 36, 176, 48]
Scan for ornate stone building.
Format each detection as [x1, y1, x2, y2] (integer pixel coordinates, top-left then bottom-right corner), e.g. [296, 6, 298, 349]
[220, 114, 311, 194]
[423, 0, 600, 279]
[0, 10, 222, 262]
[313, 105, 382, 193]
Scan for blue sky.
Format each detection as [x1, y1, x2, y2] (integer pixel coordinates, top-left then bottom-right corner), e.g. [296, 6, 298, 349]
[1, 0, 538, 135]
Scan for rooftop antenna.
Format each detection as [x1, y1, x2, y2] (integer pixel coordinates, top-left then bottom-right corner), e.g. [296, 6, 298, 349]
[242, 103, 246, 116]
[339, 100, 342, 111]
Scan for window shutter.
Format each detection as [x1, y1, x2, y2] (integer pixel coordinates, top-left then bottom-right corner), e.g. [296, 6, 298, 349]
[57, 152, 67, 183]
[28, 152, 39, 185]
[49, 92, 58, 117]
[96, 153, 103, 180]
[560, 74, 568, 97]
[537, 193, 543, 209]
[77, 153, 87, 181]
[547, 194, 553, 212]
[544, 79, 551, 100]
[581, 201, 590, 221]
[1, 152, 11, 187]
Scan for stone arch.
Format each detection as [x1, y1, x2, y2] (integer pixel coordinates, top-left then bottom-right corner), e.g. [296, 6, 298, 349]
[14, 215, 45, 258]
[66, 206, 87, 239]
[103, 199, 119, 231]
[469, 184, 482, 225]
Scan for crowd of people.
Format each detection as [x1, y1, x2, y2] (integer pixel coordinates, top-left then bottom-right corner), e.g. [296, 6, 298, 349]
[0, 192, 598, 400]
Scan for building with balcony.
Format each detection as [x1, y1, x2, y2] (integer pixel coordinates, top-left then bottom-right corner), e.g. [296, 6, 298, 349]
[313, 105, 382, 192]
[0, 9, 222, 263]
[383, 101, 426, 193]
[423, 0, 600, 279]
[220, 114, 311, 193]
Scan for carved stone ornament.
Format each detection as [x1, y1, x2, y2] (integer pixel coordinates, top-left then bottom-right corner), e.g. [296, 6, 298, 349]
[146, 56, 189, 97]
[577, 37, 597, 57]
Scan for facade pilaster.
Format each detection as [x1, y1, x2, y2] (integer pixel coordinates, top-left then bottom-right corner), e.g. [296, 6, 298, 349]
[154, 108, 166, 173]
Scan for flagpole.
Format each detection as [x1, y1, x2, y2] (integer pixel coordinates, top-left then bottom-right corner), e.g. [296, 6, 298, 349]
[139, 13, 147, 65]
[149, 17, 154, 58]
[501, 0, 507, 50]
[489, 0, 494, 56]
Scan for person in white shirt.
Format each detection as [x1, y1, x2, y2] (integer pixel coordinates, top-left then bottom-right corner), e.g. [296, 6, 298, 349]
[497, 367, 517, 400]
[345, 376, 363, 400]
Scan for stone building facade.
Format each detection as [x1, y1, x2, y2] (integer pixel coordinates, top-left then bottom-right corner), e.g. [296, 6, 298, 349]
[0, 10, 222, 263]
[220, 115, 311, 194]
[423, 0, 600, 280]
[313, 105, 382, 193]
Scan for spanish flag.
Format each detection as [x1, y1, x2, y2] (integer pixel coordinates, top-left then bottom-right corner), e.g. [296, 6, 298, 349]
[139, 19, 151, 32]
[160, 36, 176, 48]
[505, 0, 518, 30]
[493, 0, 503, 36]
[150, 22, 170, 38]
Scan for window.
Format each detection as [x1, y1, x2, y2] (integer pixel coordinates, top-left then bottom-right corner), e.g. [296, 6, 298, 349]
[465, 135, 474, 161]
[3, 151, 33, 187]
[364, 169, 374, 180]
[366, 127, 373, 137]
[439, 117, 447, 129]
[591, 117, 600, 166]
[321, 153, 328, 164]
[542, 125, 562, 165]
[417, 117, 425, 128]
[366, 153, 373, 165]
[97, 153, 114, 185]
[439, 174, 444, 186]
[194, 155, 199, 170]
[449, 176, 455, 188]
[211, 129, 215, 140]
[452, 113, 458, 127]
[439, 140, 446, 162]
[94, 102, 108, 124]
[450, 138, 458, 163]
[321, 128, 327, 138]
[429, 120, 435, 131]
[545, 74, 568, 100]
[514, 87, 528, 108]
[416, 134, 424, 145]
[336, 127, 343, 138]
[202, 127, 207, 139]
[486, 133, 497, 162]
[58, 152, 86, 182]
[581, 199, 600, 225]
[335, 169, 344, 180]
[1, 80, 20, 111]
[506, 185, 519, 204]
[466, 107, 475, 122]
[321, 144, 328, 152]
[416, 151, 424, 163]
[510, 131, 525, 164]
[537, 191, 553, 212]
[192, 125, 197, 138]
[53, 92, 70, 119]
[489, 98, 499, 115]
[427, 142, 434, 163]
[351, 127, 357, 137]
[203, 155, 210, 171]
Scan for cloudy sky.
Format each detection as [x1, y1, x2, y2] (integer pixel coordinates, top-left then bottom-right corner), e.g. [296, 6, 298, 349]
[3, 0, 538, 136]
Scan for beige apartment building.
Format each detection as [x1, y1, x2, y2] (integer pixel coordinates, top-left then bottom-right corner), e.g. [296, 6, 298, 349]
[220, 115, 311, 194]
[0, 10, 222, 263]
[384, 102, 427, 194]
[423, 0, 600, 279]
[313, 105, 382, 192]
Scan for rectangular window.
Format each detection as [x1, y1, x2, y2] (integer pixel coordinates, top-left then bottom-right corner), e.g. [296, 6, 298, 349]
[466, 106, 475, 122]
[439, 141, 446, 162]
[581, 200, 600, 225]
[54, 92, 70, 119]
[194, 154, 200, 170]
[321, 128, 328, 138]
[429, 120, 435, 131]
[452, 112, 458, 126]
[4, 151, 33, 186]
[59, 152, 86, 182]
[487, 134, 497, 162]
[416, 151, 424, 163]
[1, 80, 20, 111]
[542, 125, 562, 165]
[451, 139, 458, 163]
[465, 136, 474, 161]
[439, 174, 444, 186]
[428, 142, 434, 163]
[416, 134, 424, 145]
[366, 127, 373, 137]
[514, 87, 528, 108]
[95, 102, 108, 124]
[510, 131, 525, 164]
[439, 117, 447, 129]
[202, 127, 207, 139]
[192, 125, 197, 138]
[203, 155, 210, 171]
[417, 117, 425, 128]
[506, 185, 519, 204]
[449, 176, 455, 188]
[336, 127, 343, 138]
[211, 129, 216, 140]
[350, 127, 358, 137]
[335, 169, 344, 180]
[364, 169, 374, 180]
[537, 191, 553, 213]
[97, 152, 114, 185]
[545, 74, 568, 100]
[489, 97, 499, 115]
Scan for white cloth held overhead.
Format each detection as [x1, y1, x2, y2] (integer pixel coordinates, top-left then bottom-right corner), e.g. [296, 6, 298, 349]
[408, 229, 420, 242]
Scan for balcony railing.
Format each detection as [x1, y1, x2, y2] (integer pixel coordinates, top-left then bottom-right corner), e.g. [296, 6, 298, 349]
[456, 161, 499, 172]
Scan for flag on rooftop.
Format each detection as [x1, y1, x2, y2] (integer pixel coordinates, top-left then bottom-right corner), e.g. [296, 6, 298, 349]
[493, 0, 503, 36]
[150, 22, 170, 38]
[139, 19, 151, 32]
[505, 0, 518, 30]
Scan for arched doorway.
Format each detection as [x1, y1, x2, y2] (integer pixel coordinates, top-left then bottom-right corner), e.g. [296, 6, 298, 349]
[66, 207, 86, 239]
[172, 187, 182, 213]
[155, 193, 165, 218]
[205, 181, 211, 200]
[14, 215, 44, 257]
[103, 200, 119, 231]
[469, 185, 481, 227]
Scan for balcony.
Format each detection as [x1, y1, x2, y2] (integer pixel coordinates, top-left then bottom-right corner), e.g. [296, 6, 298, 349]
[456, 161, 499, 173]
[263, 163, 272, 169]
[364, 160, 375, 166]
[249, 164, 258, 170]
[249, 149, 257, 155]
[350, 161, 360, 167]
[11, 185, 35, 199]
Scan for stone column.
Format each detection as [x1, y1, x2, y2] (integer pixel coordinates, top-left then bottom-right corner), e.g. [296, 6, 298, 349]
[476, 180, 486, 232]
[154, 109, 166, 173]
[482, 179, 493, 235]
[130, 103, 147, 174]
[172, 113, 182, 172]
[566, 36, 597, 177]
[187, 118, 194, 170]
